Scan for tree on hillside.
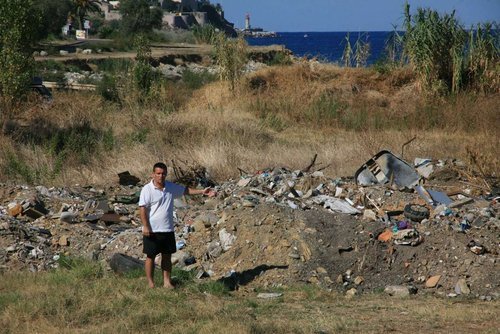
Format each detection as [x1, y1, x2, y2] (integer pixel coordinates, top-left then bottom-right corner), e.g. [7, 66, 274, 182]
[73, 0, 102, 30]
[33, 0, 74, 40]
[0, 0, 39, 119]
[119, 0, 163, 35]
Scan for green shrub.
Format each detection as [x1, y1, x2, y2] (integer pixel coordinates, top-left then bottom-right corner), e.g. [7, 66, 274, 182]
[56, 255, 104, 280]
[159, 30, 196, 44]
[97, 74, 120, 102]
[195, 281, 230, 296]
[133, 35, 155, 97]
[307, 92, 346, 125]
[0, 291, 21, 312]
[171, 267, 196, 287]
[97, 59, 132, 73]
[102, 128, 115, 151]
[213, 33, 248, 91]
[267, 52, 293, 66]
[45, 121, 111, 165]
[192, 24, 218, 44]
[129, 128, 149, 144]
[341, 108, 368, 131]
[2, 149, 39, 184]
[181, 68, 217, 90]
[119, 0, 162, 35]
[372, 59, 393, 75]
[0, 0, 39, 112]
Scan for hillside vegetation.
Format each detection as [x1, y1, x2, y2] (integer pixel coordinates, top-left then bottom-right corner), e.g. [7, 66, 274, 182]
[0, 62, 498, 186]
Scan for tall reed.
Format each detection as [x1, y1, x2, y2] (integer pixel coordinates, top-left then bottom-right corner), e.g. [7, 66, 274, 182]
[213, 33, 248, 92]
[403, 4, 466, 93]
[466, 22, 499, 93]
[341, 32, 353, 67]
[401, 2, 499, 94]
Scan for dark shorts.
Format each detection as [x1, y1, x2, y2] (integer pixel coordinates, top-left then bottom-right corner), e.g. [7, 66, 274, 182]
[143, 232, 176, 257]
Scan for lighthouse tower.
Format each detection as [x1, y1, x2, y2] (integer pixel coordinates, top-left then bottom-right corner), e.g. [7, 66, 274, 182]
[245, 13, 251, 30]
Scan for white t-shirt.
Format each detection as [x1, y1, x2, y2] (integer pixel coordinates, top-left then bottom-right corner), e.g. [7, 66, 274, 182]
[139, 180, 186, 232]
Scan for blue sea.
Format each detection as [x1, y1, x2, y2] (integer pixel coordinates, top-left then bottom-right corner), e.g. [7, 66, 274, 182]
[246, 31, 393, 65]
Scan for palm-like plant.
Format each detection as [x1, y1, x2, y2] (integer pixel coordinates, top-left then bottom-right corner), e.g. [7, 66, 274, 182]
[73, 0, 102, 30]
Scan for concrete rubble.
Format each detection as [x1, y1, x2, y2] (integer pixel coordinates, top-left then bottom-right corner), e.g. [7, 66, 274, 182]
[0, 157, 498, 300]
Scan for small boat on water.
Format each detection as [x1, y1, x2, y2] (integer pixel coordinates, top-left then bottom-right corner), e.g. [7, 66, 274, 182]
[304, 34, 308, 38]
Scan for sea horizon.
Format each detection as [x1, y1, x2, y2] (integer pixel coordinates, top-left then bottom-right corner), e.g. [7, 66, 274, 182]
[245, 31, 398, 65]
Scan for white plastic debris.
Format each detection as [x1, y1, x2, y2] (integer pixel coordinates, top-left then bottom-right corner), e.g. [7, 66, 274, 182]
[219, 228, 236, 251]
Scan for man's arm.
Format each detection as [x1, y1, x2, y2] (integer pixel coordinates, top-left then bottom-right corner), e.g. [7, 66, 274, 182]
[184, 187, 216, 197]
[139, 206, 153, 237]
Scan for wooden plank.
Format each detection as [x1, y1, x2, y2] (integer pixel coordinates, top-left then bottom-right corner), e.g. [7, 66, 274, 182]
[43, 81, 96, 91]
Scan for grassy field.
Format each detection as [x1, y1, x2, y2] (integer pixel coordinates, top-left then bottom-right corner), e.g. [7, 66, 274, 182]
[0, 258, 499, 334]
[0, 63, 498, 186]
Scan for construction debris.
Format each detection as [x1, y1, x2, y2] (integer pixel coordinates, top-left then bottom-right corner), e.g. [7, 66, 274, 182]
[0, 155, 498, 299]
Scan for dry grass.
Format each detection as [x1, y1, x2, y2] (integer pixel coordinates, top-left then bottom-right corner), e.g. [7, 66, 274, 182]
[0, 266, 499, 334]
[0, 64, 498, 186]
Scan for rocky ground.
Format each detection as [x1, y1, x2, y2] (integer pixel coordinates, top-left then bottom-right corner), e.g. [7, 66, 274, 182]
[1, 154, 498, 300]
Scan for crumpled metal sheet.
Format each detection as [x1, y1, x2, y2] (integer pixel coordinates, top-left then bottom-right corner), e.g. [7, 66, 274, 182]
[355, 150, 420, 188]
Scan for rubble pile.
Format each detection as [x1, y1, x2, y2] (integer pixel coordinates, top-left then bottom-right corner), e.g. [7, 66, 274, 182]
[1, 152, 498, 300]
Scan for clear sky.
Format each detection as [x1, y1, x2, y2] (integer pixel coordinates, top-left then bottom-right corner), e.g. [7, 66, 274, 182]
[215, 0, 500, 32]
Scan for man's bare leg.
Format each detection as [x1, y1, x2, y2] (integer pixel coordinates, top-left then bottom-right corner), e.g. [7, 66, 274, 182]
[161, 253, 174, 288]
[145, 256, 155, 288]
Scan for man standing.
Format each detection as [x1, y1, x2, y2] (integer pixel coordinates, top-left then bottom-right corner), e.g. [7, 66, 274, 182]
[139, 162, 214, 288]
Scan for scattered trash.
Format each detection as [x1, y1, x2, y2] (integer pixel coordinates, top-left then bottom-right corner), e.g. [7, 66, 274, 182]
[377, 229, 393, 242]
[313, 196, 360, 215]
[403, 204, 430, 222]
[428, 190, 452, 206]
[414, 158, 434, 179]
[176, 240, 186, 250]
[0, 155, 497, 299]
[468, 241, 486, 255]
[392, 229, 423, 246]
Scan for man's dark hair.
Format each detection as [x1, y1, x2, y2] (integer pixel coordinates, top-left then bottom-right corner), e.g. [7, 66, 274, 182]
[153, 162, 167, 171]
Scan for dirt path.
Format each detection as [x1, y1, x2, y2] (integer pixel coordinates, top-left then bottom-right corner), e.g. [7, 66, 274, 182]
[34, 43, 286, 62]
